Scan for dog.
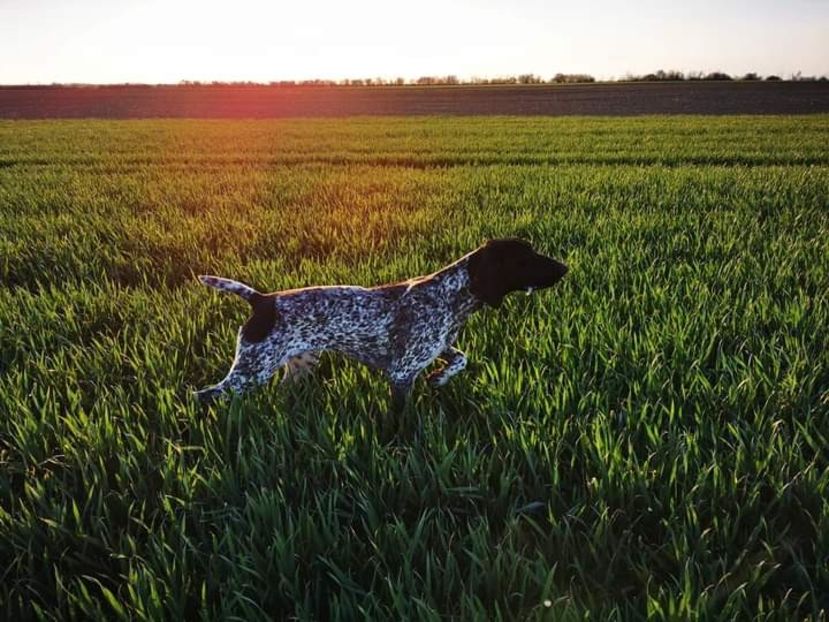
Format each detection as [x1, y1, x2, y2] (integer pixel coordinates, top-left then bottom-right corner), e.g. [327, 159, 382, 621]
[195, 239, 567, 410]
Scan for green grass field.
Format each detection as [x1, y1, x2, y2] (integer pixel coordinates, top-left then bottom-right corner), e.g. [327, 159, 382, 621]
[1, 116, 828, 620]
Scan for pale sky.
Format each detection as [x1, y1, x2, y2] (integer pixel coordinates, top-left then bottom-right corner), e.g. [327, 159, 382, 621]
[1, 0, 827, 84]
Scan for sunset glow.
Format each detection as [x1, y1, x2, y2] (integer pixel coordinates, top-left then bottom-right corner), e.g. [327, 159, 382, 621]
[1, 0, 827, 84]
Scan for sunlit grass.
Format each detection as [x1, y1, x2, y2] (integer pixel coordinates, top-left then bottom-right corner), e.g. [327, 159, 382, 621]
[1, 116, 827, 620]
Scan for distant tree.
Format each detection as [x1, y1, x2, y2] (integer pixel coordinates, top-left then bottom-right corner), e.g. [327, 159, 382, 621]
[740, 72, 760, 81]
[551, 73, 595, 84]
[483, 76, 514, 85]
[299, 79, 336, 86]
[703, 71, 732, 81]
[518, 74, 542, 84]
[413, 76, 460, 85]
[632, 69, 686, 81]
[394, 77, 405, 86]
[765, 75, 781, 81]
[661, 69, 685, 81]
[791, 71, 818, 82]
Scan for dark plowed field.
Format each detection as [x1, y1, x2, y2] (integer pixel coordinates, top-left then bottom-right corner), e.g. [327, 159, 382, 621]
[1, 81, 828, 118]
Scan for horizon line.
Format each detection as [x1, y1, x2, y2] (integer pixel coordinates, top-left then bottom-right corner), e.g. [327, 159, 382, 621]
[2, 69, 828, 89]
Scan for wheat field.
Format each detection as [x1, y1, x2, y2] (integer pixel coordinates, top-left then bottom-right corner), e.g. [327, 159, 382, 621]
[1, 116, 827, 620]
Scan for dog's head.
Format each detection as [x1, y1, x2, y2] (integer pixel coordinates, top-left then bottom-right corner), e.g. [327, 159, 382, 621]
[467, 238, 568, 308]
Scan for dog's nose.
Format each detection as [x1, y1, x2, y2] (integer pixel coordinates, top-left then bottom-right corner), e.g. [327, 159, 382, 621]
[549, 259, 568, 279]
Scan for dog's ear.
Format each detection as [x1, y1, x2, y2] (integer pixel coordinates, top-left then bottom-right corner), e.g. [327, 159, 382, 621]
[467, 241, 510, 307]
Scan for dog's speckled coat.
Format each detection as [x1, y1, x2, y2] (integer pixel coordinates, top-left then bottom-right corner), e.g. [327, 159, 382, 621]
[196, 239, 567, 410]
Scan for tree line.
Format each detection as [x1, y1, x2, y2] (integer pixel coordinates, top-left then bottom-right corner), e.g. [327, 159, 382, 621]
[6, 71, 826, 89]
[180, 70, 828, 86]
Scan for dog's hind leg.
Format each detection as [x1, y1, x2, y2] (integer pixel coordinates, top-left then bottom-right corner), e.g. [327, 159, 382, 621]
[196, 336, 289, 403]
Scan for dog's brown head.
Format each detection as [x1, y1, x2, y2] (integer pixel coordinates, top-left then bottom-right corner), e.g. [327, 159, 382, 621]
[467, 238, 568, 308]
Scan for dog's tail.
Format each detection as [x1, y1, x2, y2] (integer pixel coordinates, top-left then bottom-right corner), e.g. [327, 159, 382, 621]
[198, 275, 262, 305]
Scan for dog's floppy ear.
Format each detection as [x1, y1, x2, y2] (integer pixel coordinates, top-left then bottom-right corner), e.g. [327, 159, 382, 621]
[467, 241, 509, 307]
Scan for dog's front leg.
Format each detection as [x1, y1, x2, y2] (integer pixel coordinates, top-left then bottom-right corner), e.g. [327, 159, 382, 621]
[281, 351, 320, 384]
[389, 379, 413, 413]
[387, 371, 416, 414]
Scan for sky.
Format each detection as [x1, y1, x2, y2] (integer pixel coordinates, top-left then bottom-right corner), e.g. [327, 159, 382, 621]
[1, 0, 827, 84]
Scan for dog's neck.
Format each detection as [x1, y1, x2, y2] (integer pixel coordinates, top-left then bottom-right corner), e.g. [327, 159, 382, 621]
[426, 256, 483, 318]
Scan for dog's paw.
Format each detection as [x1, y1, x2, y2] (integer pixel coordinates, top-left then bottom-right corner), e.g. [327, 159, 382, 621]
[194, 386, 221, 404]
[425, 369, 449, 388]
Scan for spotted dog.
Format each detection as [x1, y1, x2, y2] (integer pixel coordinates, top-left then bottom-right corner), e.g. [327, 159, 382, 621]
[195, 239, 568, 410]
